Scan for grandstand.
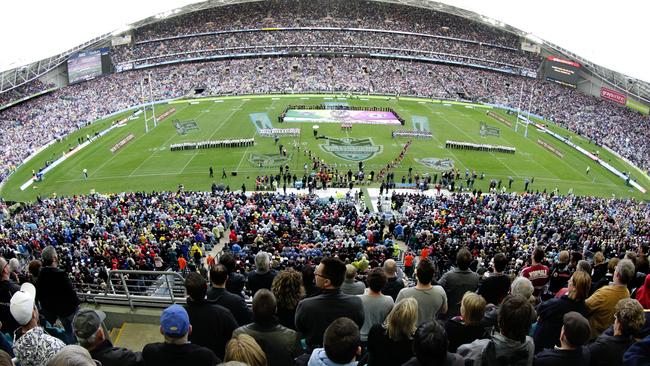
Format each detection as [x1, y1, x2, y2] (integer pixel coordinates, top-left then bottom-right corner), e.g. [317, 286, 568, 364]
[0, 1, 649, 365]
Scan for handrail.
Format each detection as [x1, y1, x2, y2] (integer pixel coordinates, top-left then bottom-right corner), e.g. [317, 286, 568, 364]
[75, 269, 187, 310]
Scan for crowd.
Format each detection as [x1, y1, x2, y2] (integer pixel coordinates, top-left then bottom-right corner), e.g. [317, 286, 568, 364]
[0, 79, 56, 108]
[1, 56, 649, 185]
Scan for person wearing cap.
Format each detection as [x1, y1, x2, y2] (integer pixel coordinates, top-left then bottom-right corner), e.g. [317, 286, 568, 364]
[0, 257, 21, 335]
[184, 272, 237, 360]
[11, 282, 65, 366]
[36, 245, 80, 344]
[142, 304, 219, 366]
[73, 308, 143, 366]
[586, 298, 645, 366]
[533, 311, 591, 366]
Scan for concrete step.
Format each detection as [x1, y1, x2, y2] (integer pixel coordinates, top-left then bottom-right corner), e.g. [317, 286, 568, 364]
[113, 323, 163, 352]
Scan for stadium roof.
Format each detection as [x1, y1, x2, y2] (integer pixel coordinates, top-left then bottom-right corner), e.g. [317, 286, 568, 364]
[1, 0, 649, 103]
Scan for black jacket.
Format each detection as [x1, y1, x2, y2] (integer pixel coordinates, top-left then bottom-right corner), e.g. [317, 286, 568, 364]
[586, 329, 634, 366]
[0, 279, 20, 334]
[226, 272, 247, 297]
[90, 339, 142, 366]
[184, 298, 238, 359]
[36, 266, 80, 320]
[533, 347, 590, 366]
[533, 295, 586, 353]
[142, 342, 219, 366]
[206, 287, 252, 326]
[233, 321, 302, 366]
[247, 270, 277, 296]
[295, 288, 364, 348]
[382, 277, 404, 301]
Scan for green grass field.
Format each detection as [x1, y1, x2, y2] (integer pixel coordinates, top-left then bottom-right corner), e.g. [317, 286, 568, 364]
[2, 94, 649, 202]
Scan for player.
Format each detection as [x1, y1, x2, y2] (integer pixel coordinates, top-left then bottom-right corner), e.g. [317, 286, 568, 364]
[83, 169, 88, 180]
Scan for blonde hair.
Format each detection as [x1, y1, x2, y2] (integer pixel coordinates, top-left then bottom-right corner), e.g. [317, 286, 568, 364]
[460, 292, 486, 324]
[224, 334, 267, 366]
[384, 297, 418, 341]
[568, 270, 591, 301]
[593, 252, 605, 265]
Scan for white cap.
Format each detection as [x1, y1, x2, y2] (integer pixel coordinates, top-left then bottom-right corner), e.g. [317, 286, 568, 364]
[10, 283, 36, 326]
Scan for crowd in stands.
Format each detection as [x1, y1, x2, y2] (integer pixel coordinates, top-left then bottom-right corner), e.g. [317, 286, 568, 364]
[1, 55, 649, 185]
[0, 80, 56, 108]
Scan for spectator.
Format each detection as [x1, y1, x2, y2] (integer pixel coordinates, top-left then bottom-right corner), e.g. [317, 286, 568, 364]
[477, 253, 510, 306]
[457, 295, 535, 366]
[586, 259, 634, 339]
[341, 265, 365, 295]
[36, 245, 81, 344]
[247, 252, 277, 296]
[232, 289, 302, 366]
[396, 258, 447, 325]
[533, 271, 591, 353]
[520, 247, 550, 299]
[586, 298, 645, 366]
[219, 253, 247, 297]
[623, 334, 650, 366]
[402, 320, 464, 366]
[634, 274, 650, 309]
[367, 298, 418, 366]
[308, 317, 361, 366]
[46, 345, 96, 366]
[439, 248, 479, 319]
[302, 264, 321, 298]
[381, 259, 404, 301]
[0, 257, 20, 335]
[295, 257, 365, 350]
[533, 312, 591, 366]
[548, 251, 572, 295]
[11, 283, 65, 366]
[73, 308, 142, 366]
[207, 264, 252, 326]
[358, 267, 394, 343]
[271, 268, 305, 330]
[590, 252, 607, 285]
[142, 304, 219, 366]
[224, 334, 267, 366]
[445, 292, 488, 352]
[184, 272, 238, 359]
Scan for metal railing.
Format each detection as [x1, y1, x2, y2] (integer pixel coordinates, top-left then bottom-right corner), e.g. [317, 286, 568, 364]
[75, 269, 187, 310]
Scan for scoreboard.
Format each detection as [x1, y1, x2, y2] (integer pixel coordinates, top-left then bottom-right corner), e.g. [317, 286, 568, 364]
[542, 56, 581, 87]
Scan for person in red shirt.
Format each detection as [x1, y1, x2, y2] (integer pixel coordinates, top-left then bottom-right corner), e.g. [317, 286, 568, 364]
[404, 252, 415, 278]
[520, 247, 550, 298]
[178, 256, 187, 272]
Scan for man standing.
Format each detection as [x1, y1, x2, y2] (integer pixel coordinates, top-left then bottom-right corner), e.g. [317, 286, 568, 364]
[381, 259, 404, 301]
[222, 168, 227, 179]
[295, 257, 365, 350]
[142, 304, 219, 366]
[247, 252, 278, 296]
[0, 257, 20, 335]
[439, 248, 479, 319]
[207, 264, 252, 326]
[36, 246, 80, 344]
[184, 273, 237, 360]
[477, 253, 511, 306]
[533, 312, 591, 366]
[396, 258, 448, 325]
[340, 264, 365, 295]
[585, 259, 634, 339]
[73, 309, 142, 366]
[521, 247, 550, 299]
[209, 167, 214, 178]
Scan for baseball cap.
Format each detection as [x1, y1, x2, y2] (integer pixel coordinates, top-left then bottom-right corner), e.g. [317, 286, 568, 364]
[73, 309, 107, 339]
[10, 283, 36, 326]
[160, 304, 190, 337]
[563, 311, 591, 346]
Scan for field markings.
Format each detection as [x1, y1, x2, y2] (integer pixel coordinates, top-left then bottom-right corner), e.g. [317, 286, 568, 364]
[91, 104, 190, 178]
[178, 100, 247, 175]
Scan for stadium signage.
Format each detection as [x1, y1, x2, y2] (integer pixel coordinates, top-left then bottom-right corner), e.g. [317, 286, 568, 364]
[415, 158, 455, 171]
[537, 139, 564, 158]
[546, 56, 581, 68]
[320, 138, 381, 161]
[110, 134, 135, 153]
[479, 122, 500, 137]
[248, 153, 292, 167]
[600, 87, 627, 106]
[486, 111, 512, 127]
[158, 108, 177, 121]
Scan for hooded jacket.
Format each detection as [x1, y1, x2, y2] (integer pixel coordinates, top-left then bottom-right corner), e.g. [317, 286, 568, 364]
[307, 348, 358, 366]
[457, 333, 534, 366]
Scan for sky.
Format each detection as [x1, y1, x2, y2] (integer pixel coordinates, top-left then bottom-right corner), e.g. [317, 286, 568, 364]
[1, 0, 648, 83]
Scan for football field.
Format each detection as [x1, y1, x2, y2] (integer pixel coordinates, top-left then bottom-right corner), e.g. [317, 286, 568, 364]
[2, 94, 648, 202]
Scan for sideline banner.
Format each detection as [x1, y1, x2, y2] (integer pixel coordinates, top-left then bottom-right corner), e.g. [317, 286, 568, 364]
[600, 87, 627, 106]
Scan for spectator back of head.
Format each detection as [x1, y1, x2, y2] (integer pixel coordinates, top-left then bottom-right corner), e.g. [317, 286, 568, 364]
[416, 258, 435, 285]
[252, 289, 276, 325]
[456, 248, 472, 271]
[185, 272, 207, 300]
[498, 295, 533, 342]
[616, 259, 635, 285]
[210, 264, 228, 286]
[320, 257, 346, 288]
[367, 267, 387, 293]
[412, 321, 448, 366]
[323, 317, 360, 364]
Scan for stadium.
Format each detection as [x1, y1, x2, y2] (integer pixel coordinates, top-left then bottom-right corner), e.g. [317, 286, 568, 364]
[0, 0, 649, 365]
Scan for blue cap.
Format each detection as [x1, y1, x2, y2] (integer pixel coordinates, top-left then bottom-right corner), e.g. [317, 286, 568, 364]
[160, 304, 190, 337]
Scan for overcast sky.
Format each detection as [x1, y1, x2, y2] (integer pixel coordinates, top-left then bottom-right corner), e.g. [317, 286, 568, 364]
[1, 0, 648, 83]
